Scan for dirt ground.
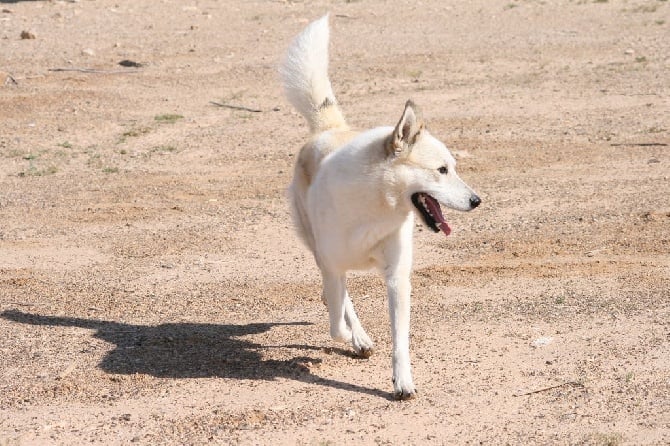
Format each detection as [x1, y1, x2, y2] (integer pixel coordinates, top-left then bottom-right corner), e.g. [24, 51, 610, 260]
[0, 0, 668, 444]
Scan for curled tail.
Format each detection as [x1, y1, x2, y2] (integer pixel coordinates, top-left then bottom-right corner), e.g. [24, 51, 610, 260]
[280, 14, 347, 134]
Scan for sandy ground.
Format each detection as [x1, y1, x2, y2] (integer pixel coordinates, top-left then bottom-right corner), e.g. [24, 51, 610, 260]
[1, 0, 669, 444]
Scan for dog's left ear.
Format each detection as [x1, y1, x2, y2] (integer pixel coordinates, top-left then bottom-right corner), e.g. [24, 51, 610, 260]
[389, 100, 424, 157]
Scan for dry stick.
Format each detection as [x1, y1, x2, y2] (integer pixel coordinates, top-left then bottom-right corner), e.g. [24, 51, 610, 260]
[210, 101, 262, 113]
[513, 381, 584, 397]
[48, 67, 140, 74]
[610, 142, 668, 147]
[4, 74, 18, 86]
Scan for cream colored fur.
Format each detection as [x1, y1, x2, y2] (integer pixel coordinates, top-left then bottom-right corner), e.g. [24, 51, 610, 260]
[281, 15, 480, 399]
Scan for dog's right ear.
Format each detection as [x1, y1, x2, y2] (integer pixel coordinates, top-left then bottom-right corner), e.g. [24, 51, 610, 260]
[388, 100, 424, 157]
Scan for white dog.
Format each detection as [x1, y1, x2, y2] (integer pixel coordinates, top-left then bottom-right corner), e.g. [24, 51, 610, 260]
[280, 15, 481, 399]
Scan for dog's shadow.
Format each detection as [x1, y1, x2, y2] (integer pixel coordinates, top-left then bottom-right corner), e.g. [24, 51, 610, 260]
[1, 309, 389, 399]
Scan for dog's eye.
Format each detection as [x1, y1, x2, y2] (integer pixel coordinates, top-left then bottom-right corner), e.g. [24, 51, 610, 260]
[438, 166, 448, 175]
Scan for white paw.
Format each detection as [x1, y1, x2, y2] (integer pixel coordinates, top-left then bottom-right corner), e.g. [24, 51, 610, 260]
[351, 330, 374, 358]
[392, 358, 416, 400]
[392, 374, 417, 400]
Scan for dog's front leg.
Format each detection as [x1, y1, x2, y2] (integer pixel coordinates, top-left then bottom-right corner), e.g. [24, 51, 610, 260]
[387, 271, 415, 399]
[383, 219, 416, 400]
[321, 271, 352, 343]
[321, 273, 374, 355]
[344, 294, 375, 358]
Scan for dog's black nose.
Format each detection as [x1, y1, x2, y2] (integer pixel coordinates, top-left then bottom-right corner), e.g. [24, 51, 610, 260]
[470, 195, 481, 209]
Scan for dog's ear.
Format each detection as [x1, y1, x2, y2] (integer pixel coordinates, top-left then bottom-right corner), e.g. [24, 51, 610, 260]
[388, 100, 424, 157]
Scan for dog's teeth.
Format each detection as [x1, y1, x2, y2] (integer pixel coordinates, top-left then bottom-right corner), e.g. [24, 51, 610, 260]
[418, 194, 434, 218]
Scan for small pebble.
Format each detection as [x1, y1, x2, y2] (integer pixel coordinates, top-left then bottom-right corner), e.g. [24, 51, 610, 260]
[531, 336, 553, 348]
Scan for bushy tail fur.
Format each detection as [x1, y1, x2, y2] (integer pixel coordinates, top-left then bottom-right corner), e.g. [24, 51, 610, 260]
[280, 14, 347, 134]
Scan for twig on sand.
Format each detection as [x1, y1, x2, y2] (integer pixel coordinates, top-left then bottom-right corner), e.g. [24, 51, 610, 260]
[48, 67, 140, 74]
[610, 142, 667, 147]
[210, 101, 262, 113]
[513, 381, 584, 397]
[3, 73, 18, 86]
[9, 301, 36, 307]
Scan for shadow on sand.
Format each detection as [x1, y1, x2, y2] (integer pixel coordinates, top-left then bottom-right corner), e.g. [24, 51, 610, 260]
[1, 309, 390, 399]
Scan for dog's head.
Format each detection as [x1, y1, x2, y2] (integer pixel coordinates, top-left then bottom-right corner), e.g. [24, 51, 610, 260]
[387, 100, 481, 236]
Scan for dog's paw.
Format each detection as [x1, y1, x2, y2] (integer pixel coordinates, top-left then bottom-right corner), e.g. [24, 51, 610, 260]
[393, 388, 417, 401]
[392, 376, 417, 401]
[355, 346, 374, 358]
[351, 331, 374, 358]
[354, 345, 374, 358]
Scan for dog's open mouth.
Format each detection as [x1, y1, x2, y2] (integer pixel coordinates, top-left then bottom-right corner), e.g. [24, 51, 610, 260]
[411, 192, 451, 236]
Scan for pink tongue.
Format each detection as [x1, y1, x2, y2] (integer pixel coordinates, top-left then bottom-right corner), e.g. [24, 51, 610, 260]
[424, 194, 451, 236]
[438, 221, 452, 236]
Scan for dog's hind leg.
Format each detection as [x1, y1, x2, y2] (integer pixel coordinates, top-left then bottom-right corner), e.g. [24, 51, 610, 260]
[344, 295, 374, 358]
